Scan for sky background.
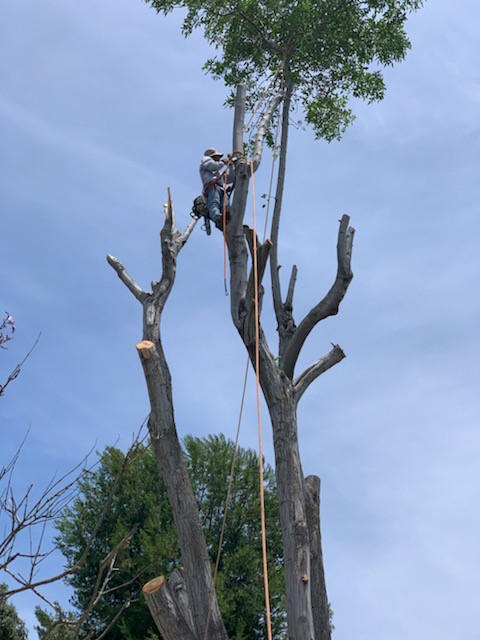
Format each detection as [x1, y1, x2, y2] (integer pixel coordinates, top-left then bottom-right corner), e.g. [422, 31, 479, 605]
[1, 0, 479, 638]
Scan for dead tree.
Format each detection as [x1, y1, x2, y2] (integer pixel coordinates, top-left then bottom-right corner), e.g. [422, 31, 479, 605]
[108, 86, 353, 640]
[1, 430, 146, 640]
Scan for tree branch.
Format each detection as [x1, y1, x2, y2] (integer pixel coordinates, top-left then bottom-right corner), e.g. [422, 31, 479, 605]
[106, 255, 149, 303]
[233, 83, 247, 153]
[282, 215, 354, 378]
[251, 91, 284, 172]
[234, 7, 282, 54]
[285, 264, 298, 311]
[270, 83, 292, 339]
[178, 217, 197, 248]
[294, 344, 345, 405]
[2, 429, 145, 598]
[0, 333, 41, 397]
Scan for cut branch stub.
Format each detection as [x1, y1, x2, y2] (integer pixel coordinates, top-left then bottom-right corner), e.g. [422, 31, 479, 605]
[136, 340, 155, 360]
[143, 573, 196, 640]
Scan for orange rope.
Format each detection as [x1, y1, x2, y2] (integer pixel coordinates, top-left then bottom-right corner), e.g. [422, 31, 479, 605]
[250, 160, 273, 640]
[222, 172, 228, 296]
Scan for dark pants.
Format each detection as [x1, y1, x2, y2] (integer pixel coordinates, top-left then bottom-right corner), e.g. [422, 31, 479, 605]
[206, 184, 228, 222]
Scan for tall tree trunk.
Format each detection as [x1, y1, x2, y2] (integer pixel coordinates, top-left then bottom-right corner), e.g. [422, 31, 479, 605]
[226, 84, 353, 640]
[108, 201, 228, 640]
[262, 377, 315, 640]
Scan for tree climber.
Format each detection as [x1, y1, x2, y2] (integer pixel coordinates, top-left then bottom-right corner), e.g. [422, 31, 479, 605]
[199, 147, 236, 230]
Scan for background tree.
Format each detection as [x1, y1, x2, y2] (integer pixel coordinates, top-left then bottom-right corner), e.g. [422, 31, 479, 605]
[35, 605, 77, 640]
[109, 2, 423, 638]
[55, 435, 285, 640]
[0, 583, 28, 640]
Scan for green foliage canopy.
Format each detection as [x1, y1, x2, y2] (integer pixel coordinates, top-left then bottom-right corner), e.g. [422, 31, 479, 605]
[147, 0, 423, 140]
[0, 584, 28, 640]
[35, 605, 77, 640]
[55, 435, 285, 639]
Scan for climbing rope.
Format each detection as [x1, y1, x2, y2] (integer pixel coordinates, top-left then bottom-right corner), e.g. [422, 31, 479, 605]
[250, 159, 273, 640]
[222, 169, 229, 296]
[263, 114, 281, 240]
[204, 358, 249, 640]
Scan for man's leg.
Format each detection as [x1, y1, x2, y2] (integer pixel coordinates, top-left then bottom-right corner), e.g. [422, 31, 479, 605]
[206, 185, 222, 223]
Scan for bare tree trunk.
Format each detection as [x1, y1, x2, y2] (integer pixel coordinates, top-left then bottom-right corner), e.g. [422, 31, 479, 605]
[226, 86, 354, 640]
[263, 381, 315, 640]
[107, 197, 227, 640]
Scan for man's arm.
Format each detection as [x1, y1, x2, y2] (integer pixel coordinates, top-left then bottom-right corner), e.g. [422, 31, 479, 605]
[201, 157, 225, 174]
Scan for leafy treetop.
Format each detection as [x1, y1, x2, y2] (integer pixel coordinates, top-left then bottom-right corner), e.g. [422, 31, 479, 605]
[147, 0, 423, 140]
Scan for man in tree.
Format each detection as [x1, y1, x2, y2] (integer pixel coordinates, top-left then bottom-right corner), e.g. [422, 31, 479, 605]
[199, 148, 236, 229]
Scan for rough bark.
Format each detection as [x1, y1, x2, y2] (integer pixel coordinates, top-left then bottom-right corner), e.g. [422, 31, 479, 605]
[107, 195, 227, 640]
[263, 382, 315, 640]
[304, 476, 331, 640]
[143, 570, 196, 640]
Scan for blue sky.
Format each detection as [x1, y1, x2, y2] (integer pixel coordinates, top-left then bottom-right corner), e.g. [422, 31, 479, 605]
[1, 0, 479, 638]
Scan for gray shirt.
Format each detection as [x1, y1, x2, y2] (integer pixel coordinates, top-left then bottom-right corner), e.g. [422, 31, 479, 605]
[199, 155, 235, 188]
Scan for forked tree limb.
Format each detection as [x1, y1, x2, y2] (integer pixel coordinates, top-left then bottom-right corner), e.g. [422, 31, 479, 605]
[294, 344, 346, 406]
[106, 256, 148, 303]
[282, 215, 354, 378]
